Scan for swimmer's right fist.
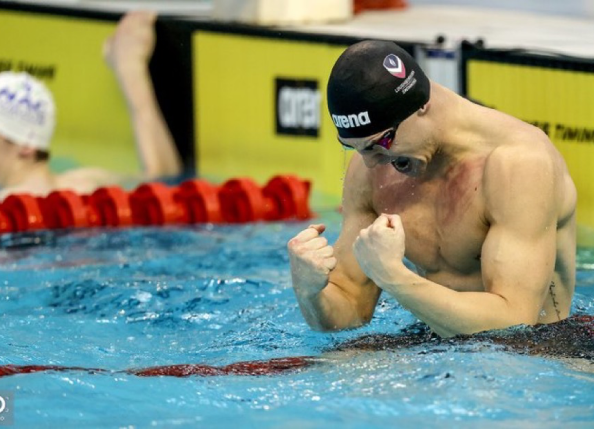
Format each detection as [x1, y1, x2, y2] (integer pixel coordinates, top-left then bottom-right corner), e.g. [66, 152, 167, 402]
[288, 224, 337, 298]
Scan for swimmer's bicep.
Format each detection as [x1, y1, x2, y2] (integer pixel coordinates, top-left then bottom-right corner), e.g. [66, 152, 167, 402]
[481, 221, 557, 293]
[480, 226, 556, 324]
[481, 152, 559, 317]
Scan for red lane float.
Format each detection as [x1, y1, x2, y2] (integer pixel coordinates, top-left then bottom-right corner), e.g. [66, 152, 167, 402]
[2, 194, 46, 232]
[219, 176, 312, 223]
[130, 182, 180, 225]
[0, 175, 313, 235]
[0, 356, 316, 378]
[219, 178, 268, 223]
[43, 190, 89, 229]
[88, 186, 133, 227]
[0, 365, 107, 377]
[0, 208, 13, 233]
[131, 356, 314, 377]
[175, 179, 222, 224]
[263, 175, 311, 220]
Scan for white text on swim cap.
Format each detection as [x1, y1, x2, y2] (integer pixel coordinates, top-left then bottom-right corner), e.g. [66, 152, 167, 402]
[332, 111, 371, 129]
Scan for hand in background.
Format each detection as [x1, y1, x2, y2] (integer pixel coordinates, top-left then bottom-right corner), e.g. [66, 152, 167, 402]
[103, 10, 157, 77]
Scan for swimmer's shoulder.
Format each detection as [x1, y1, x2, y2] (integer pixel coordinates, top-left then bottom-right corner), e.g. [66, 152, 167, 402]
[486, 112, 555, 162]
[484, 126, 576, 222]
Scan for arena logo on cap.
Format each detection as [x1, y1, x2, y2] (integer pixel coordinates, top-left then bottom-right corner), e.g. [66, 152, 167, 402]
[383, 54, 406, 78]
[331, 111, 371, 129]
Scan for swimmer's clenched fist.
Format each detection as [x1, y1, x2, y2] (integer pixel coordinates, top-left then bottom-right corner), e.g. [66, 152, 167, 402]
[288, 212, 382, 332]
[353, 214, 406, 289]
[288, 224, 336, 298]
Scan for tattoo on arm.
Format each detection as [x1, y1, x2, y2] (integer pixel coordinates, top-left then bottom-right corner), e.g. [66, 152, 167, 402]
[549, 281, 561, 321]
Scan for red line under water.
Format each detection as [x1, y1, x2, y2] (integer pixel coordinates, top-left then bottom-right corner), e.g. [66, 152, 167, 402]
[2, 315, 591, 378]
[0, 357, 316, 378]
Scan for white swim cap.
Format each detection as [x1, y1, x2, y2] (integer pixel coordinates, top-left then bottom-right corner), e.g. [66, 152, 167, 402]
[0, 71, 56, 151]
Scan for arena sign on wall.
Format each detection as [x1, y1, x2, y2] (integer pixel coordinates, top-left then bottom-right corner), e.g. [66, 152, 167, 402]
[275, 78, 321, 137]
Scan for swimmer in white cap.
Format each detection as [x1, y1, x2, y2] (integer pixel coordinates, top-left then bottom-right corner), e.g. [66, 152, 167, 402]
[0, 11, 181, 201]
[288, 40, 577, 338]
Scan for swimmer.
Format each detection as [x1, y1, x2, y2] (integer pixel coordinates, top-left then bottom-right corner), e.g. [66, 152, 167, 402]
[0, 11, 181, 201]
[288, 40, 577, 337]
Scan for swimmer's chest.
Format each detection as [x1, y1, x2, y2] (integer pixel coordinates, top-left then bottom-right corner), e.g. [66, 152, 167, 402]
[370, 161, 488, 280]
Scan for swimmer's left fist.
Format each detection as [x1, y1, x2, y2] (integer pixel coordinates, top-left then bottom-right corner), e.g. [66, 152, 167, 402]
[353, 214, 407, 287]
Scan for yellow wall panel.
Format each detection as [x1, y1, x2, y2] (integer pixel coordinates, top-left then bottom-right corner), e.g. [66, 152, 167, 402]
[193, 31, 352, 209]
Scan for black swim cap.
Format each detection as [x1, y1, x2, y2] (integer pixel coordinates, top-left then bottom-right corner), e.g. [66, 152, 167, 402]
[327, 40, 430, 139]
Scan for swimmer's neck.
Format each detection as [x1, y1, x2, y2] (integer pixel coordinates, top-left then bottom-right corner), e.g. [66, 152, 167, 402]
[1, 160, 55, 193]
[427, 83, 501, 159]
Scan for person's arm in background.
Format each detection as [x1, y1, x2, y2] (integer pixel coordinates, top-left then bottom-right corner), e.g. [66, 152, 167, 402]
[103, 10, 182, 180]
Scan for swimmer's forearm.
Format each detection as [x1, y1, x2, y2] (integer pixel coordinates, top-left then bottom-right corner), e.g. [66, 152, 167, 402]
[295, 283, 369, 332]
[379, 267, 537, 337]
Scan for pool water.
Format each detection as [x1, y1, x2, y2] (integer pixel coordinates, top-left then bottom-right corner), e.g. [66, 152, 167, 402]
[0, 212, 593, 428]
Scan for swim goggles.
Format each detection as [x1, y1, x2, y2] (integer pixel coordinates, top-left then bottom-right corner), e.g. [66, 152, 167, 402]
[339, 128, 395, 151]
[374, 129, 395, 150]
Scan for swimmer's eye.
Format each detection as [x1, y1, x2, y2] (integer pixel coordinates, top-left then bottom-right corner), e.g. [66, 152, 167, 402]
[391, 157, 412, 173]
[340, 142, 355, 151]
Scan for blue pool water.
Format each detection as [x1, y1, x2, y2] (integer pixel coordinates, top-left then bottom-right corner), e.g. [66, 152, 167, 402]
[0, 212, 593, 428]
